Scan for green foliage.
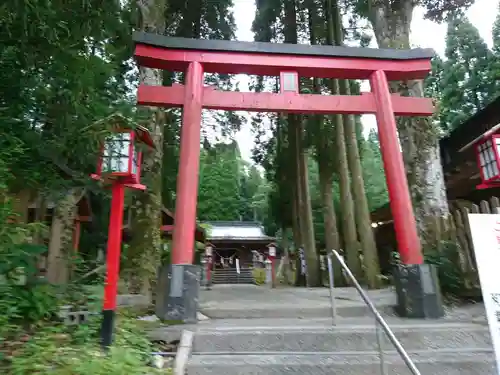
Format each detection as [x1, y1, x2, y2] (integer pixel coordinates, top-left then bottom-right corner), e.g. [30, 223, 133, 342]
[425, 241, 466, 297]
[348, 0, 475, 23]
[0, 198, 57, 331]
[252, 268, 266, 285]
[7, 313, 163, 375]
[197, 141, 269, 224]
[240, 165, 264, 221]
[361, 129, 388, 211]
[438, 16, 495, 132]
[197, 142, 242, 221]
[491, 4, 500, 95]
[0, 284, 59, 328]
[1, 1, 135, 192]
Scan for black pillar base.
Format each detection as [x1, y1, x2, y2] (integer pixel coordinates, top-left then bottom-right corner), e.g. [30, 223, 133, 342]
[393, 263, 444, 319]
[100, 309, 115, 349]
[155, 264, 201, 324]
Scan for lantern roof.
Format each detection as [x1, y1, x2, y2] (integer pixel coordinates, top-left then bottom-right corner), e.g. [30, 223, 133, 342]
[92, 113, 156, 149]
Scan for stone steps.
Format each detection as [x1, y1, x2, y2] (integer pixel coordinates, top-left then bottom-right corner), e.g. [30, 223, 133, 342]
[212, 268, 255, 285]
[187, 350, 496, 375]
[189, 286, 494, 375]
[200, 302, 395, 319]
[193, 323, 492, 353]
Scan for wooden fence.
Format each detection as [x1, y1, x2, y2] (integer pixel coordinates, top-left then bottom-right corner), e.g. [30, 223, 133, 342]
[429, 196, 500, 292]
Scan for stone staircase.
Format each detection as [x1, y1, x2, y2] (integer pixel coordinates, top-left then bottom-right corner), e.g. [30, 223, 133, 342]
[182, 285, 496, 375]
[188, 319, 495, 374]
[186, 285, 496, 375]
[211, 267, 255, 285]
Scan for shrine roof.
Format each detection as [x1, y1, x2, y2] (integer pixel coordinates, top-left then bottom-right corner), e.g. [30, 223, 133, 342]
[133, 32, 434, 61]
[206, 221, 275, 242]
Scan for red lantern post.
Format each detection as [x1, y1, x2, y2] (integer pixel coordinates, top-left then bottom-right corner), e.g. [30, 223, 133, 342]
[205, 244, 213, 289]
[267, 243, 277, 288]
[91, 114, 155, 349]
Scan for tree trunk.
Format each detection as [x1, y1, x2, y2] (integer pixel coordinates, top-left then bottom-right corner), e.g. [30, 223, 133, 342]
[291, 185, 306, 286]
[318, 163, 344, 286]
[281, 227, 292, 285]
[329, 0, 380, 288]
[11, 189, 31, 224]
[123, 0, 167, 296]
[33, 194, 48, 245]
[46, 189, 84, 284]
[332, 86, 362, 279]
[368, 1, 449, 251]
[297, 123, 320, 286]
[283, 0, 319, 286]
[343, 106, 381, 288]
[307, 0, 340, 287]
[325, 0, 362, 279]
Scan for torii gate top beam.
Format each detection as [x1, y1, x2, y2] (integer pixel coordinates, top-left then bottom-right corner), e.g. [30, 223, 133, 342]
[133, 31, 434, 81]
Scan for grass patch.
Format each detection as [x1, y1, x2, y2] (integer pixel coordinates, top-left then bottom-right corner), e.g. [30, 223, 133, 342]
[2, 309, 172, 375]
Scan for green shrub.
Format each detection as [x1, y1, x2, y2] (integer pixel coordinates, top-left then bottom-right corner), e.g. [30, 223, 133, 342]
[252, 268, 266, 285]
[0, 283, 59, 326]
[7, 313, 166, 375]
[425, 241, 466, 297]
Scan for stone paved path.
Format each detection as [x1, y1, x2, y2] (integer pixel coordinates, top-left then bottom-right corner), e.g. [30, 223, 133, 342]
[149, 285, 488, 342]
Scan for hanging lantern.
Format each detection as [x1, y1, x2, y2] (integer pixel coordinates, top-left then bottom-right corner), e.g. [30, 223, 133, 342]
[91, 114, 155, 187]
[475, 133, 500, 189]
[267, 243, 276, 258]
[205, 245, 213, 257]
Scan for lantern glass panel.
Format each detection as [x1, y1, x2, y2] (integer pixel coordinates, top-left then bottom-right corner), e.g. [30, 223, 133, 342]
[479, 139, 500, 181]
[102, 132, 131, 173]
[132, 148, 139, 176]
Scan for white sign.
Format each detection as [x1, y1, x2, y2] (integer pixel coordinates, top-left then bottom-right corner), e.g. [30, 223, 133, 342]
[468, 213, 500, 375]
[236, 258, 240, 274]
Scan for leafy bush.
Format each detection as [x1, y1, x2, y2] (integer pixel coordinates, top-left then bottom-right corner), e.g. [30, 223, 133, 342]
[425, 241, 466, 297]
[0, 283, 59, 326]
[0, 195, 58, 333]
[252, 268, 266, 285]
[7, 313, 166, 375]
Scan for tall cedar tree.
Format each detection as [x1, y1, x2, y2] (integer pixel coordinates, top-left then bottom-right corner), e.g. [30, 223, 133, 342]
[439, 16, 495, 132]
[349, 0, 479, 249]
[124, 0, 167, 295]
[329, 0, 380, 287]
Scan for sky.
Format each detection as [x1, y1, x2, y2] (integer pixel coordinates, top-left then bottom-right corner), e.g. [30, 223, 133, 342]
[228, 0, 499, 162]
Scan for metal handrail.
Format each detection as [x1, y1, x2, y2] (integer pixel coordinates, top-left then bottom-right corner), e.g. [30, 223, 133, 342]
[329, 249, 421, 375]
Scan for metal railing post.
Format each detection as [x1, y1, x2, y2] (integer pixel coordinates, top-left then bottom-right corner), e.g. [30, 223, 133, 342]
[331, 250, 421, 375]
[375, 320, 388, 375]
[327, 253, 337, 326]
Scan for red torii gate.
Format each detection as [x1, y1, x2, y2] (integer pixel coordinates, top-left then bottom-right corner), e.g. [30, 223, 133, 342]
[133, 32, 433, 269]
